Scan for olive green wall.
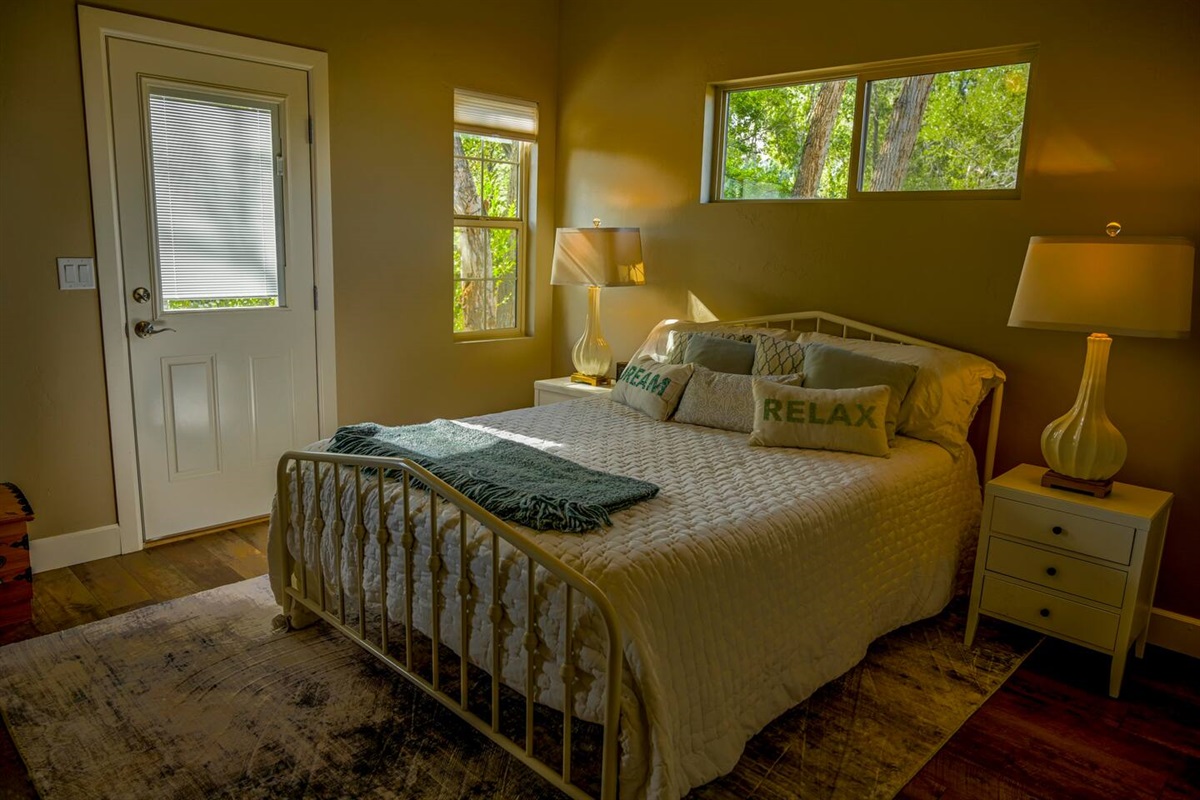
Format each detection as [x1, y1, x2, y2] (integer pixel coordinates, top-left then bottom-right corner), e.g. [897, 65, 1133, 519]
[554, 0, 1200, 615]
[0, 0, 558, 541]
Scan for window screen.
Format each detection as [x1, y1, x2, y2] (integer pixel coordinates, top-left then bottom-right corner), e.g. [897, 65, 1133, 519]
[147, 91, 283, 311]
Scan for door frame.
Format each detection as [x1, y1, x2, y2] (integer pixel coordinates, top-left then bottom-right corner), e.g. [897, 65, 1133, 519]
[79, 6, 337, 554]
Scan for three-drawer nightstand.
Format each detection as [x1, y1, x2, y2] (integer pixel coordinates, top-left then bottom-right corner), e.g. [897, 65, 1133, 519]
[964, 463, 1173, 698]
[533, 377, 613, 406]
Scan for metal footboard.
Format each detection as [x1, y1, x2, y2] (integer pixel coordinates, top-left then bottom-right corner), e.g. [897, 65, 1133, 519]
[274, 450, 623, 800]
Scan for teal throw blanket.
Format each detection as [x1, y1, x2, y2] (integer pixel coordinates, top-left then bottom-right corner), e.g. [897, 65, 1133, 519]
[328, 420, 659, 533]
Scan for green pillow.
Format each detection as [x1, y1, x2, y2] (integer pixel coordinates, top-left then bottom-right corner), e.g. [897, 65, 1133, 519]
[682, 334, 755, 374]
[750, 380, 891, 458]
[802, 343, 917, 443]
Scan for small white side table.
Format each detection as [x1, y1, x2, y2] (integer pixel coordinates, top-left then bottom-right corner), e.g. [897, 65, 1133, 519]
[533, 377, 613, 407]
[964, 463, 1173, 698]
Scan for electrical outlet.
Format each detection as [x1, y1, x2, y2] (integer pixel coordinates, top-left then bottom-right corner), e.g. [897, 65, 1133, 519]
[57, 258, 96, 290]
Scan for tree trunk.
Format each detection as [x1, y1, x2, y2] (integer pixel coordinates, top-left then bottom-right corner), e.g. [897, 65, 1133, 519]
[791, 79, 847, 198]
[453, 135, 489, 330]
[870, 74, 935, 191]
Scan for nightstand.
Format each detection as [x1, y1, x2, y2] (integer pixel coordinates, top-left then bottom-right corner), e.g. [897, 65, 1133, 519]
[965, 464, 1172, 698]
[533, 377, 613, 406]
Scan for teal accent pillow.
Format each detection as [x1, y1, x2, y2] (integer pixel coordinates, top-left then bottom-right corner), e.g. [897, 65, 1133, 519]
[753, 336, 806, 377]
[802, 343, 918, 443]
[666, 329, 754, 364]
[682, 334, 755, 374]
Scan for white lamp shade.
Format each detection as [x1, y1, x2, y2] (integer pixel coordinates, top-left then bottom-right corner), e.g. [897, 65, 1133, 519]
[551, 227, 645, 287]
[1008, 236, 1194, 337]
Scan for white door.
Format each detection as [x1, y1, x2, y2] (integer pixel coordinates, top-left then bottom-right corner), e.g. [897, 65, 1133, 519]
[107, 39, 319, 541]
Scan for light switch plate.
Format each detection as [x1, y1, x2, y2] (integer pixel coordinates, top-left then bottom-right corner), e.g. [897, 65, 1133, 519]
[57, 257, 96, 290]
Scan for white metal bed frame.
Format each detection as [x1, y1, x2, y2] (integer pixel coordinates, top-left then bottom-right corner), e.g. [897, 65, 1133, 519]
[271, 311, 1003, 800]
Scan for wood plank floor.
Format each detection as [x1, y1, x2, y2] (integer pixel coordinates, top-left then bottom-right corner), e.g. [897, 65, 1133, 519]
[1, 527, 1197, 799]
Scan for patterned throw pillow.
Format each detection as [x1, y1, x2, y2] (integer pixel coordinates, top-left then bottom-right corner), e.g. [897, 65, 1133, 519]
[749, 380, 891, 457]
[752, 336, 806, 377]
[611, 356, 694, 421]
[674, 366, 802, 433]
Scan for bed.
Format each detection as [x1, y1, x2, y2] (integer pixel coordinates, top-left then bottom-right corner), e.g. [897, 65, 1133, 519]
[267, 312, 1005, 800]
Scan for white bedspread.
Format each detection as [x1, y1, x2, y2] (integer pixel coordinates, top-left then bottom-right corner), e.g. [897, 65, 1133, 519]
[269, 398, 981, 800]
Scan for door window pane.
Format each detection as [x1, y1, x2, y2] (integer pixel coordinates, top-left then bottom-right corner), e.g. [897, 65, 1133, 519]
[147, 91, 283, 311]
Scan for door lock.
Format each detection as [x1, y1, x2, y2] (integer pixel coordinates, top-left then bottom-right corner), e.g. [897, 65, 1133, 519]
[134, 319, 176, 338]
[131, 286, 151, 304]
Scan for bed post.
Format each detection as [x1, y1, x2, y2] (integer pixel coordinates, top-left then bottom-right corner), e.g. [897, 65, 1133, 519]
[983, 384, 1003, 484]
[273, 453, 319, 630]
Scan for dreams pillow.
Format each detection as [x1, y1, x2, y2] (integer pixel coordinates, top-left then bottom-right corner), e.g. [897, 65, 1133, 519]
[796, 332, 1005, 457]
[802, 343, 917, 444]
[753, 335, 806, 377]
[611, 356, 694, 421]
[675, 366, 802, 433]
[682, 334, 755, 374]
[749, 380, 891, 457]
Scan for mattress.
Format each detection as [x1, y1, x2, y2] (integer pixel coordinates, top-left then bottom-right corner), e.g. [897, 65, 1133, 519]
[269, 397, 981, 800]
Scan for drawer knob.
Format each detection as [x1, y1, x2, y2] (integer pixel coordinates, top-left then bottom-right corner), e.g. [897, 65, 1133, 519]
[1051, 526, 1064, 535]
[1039, 608, 1051, 618]
[1045, 566, 1058, 577]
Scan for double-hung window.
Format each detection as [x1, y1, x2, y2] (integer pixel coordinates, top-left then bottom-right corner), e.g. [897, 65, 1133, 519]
[708, 45, 1035, 201]
[452, 90, 537, 338]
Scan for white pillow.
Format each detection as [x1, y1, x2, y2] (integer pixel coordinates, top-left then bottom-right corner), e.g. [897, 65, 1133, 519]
[632, 319, 795, 363]
[610, 356, 694, 421]
[675, 366, 802, 433]
[795, 332, 1004, 457]
[749, 380, 891, 457]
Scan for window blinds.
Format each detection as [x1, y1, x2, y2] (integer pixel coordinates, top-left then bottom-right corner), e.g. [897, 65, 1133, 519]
[148, 92, 282, 302]
[453, 89, 539, 141]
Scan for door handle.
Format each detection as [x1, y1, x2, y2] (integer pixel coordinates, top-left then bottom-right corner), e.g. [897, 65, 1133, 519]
[134, 319, 177, 338]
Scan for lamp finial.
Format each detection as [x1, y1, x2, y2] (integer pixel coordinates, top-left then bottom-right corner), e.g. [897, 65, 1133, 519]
[592, 217, 601, 228]
[1105, 221, 1121, 237]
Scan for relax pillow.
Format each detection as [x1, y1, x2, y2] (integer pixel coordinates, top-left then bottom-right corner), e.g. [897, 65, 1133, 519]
[675, 366, 802, 433]
[802, 343, 917, 444]
[683, 334, 755, 374]
[753, 336, 806, 377]
[611, 356, 694, 421]
[749, 380, 891, 458]
[796, 332, 1005, 457]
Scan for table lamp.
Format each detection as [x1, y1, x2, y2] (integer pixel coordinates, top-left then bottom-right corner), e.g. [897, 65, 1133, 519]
[551, 220, 645, 385]
[1008, 223, 1194, 496]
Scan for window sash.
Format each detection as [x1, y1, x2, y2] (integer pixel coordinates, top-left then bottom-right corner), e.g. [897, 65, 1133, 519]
[707, 43, 1037, 202]
[145, 87, 286, 309]
[453, 134, 530, 340]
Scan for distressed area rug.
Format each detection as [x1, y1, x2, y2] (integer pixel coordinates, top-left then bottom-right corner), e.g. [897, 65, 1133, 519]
[0, 576, 1037, 799]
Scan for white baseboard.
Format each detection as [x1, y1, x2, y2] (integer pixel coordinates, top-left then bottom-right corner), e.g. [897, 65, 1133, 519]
[29, 524, 122, 573]
[1147, 608, 1200, 659]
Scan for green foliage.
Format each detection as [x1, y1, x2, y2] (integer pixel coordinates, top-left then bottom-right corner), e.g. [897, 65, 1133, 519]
[166, 297, 277, 310]
[723, 63, 1030, 198]
[722, 80, 856, 199]
[453, 132, 525, 334]
[863, 64, 1029, 191]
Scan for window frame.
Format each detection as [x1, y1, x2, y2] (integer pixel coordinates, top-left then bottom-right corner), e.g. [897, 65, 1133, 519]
[452, 89, 538, 342]
[703, 44, 1038, 203]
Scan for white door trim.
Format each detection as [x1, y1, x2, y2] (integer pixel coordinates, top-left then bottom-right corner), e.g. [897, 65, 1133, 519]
[79, 6, 337, 555]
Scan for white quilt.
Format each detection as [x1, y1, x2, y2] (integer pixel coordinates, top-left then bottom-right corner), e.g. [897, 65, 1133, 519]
[269, 398, 981, 800]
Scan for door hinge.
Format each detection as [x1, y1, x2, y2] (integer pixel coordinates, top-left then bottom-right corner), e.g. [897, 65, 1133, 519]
[307, 117, 313, 144]
[313, 284, 319, 310]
